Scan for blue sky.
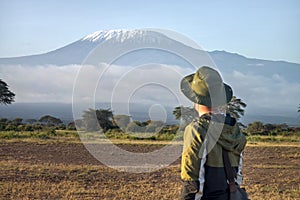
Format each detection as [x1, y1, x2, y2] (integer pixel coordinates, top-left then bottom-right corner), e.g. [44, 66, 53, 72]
[0, 0, 299, 63]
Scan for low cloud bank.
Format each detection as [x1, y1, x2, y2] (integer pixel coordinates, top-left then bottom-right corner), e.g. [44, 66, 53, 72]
[1, 64, 299, 117]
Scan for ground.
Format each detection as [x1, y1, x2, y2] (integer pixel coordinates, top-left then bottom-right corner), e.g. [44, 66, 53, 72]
[0, 139, 299, 199]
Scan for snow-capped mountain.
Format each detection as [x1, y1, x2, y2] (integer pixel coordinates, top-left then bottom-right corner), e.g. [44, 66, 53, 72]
[0, 29, 299, 125]
[0, 29, 202, 66]
[82, 29, 165, 43]
[0, 29, 299, 80]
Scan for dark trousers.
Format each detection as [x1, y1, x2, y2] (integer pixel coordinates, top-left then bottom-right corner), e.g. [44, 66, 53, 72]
[181, 180, 229, 200]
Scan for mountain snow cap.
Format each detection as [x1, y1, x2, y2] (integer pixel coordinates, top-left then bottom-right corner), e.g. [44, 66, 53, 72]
[81, 29, 150, 43]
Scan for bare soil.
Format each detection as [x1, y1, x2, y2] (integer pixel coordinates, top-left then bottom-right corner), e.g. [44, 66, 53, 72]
[1, 141, 299, 199]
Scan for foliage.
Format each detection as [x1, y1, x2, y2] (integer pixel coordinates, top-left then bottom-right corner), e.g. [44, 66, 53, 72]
[0, 130, 78, 139]
[0, 116, 66, 132]
[12, 118, 23, 125]
[66, 121, 76, 130]
[96, 109, 116, 132]
[173, 96, 247, 128]
[157, 124, 179, 135]
[0, 79, 15, 105]
[104, 129, 130, 139]
[39, 115, 63, 126]
[0, 131, 51, 139]
[247, 121, 264, 134]
[82, 108, 116, 132]
[125, 120, 165, 134]
[114, 115, 131, 130]
[173, 106, 197, 125]
[218, 96, 247, 120]
[0, 102, 299, 142]
[24, 119, 37, 124]
[81, 108, 100, 131]
[246, 121, 296, 136]
[126, 121, 146, 133]
[247, 134, 300, 143]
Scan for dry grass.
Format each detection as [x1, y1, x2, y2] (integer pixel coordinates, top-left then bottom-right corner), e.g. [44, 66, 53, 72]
[1, 138, 300, 199]
[1, 160, 181, 200]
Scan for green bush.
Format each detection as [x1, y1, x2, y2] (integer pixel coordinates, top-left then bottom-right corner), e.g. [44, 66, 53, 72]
[126, 122, 146, 133]
[105, 129, 129, 139]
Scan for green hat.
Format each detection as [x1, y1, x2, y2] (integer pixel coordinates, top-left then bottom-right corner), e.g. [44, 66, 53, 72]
[180, 66, 233, 107]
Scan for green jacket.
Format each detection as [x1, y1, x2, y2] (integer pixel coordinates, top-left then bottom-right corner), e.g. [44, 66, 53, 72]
[181, 113, 247, 182]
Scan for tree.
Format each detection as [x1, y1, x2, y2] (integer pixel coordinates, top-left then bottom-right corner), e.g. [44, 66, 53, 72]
[0, 79, 15, 105]
[126, 121, 146, 133]
[74, 119, 84, 130]
[0, 118, 10, 131]
[0, 118, 10, 124]
[96, 109, 115, 132]
[247, 121, 264, 135]
[173, 96, 247, 127]
[145, 121, 164, 133]
[12, 118, 23, 126]
[263, 123, 276, 132]
[219, 96, 247, 120]
[67, 121, 76, 130]
[114, 115, 131, 130]
[24, 119, 37, 124]
[38, 115, 63, 126]
[173, 106, 197, 125]
[298, 104, 300, 112]
[82, 108, 115, 132]
[82, 108, 100, 131]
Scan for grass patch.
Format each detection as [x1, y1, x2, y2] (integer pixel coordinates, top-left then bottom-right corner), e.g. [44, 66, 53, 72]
[0, 131, 51, 139]
[247, 135, 300, 143]
[0, 160, 181, 200]
[1, 130, 300, 148]
[253, 164, 296, 169]
[0, 130, 79, 140]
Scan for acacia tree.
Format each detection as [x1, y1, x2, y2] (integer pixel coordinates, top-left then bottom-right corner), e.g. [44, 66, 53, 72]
[247, 121, 264, 135]
[82, 108, 115, 132]
[218, 96, 247, 120]
[173, 106, 197, 126]
[38, 115, 63, 126]
[96, 109, 115, 132]
[114, 115, 131, 131]
[0, 79, 15, 105]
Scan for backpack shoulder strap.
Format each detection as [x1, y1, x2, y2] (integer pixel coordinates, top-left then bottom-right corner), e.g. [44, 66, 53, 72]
[222, 148, 237, 193]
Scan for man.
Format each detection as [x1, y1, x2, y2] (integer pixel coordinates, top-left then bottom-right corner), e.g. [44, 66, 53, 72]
[180, 66, 247, 200]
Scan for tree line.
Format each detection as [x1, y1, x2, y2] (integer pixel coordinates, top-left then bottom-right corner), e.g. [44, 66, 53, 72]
[0, 115, 75, 132]
[246, 121, 300, 136]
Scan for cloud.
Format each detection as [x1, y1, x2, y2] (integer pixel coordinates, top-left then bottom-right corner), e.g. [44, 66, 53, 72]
[1, 64, 299, 118]
[223, 70, 300, 115]
[0, 65, 81, 102]
[247, 63, 264, 66]
[0, 64, 193, 106]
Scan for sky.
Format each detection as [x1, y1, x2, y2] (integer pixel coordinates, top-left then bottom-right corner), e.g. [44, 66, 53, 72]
[0, 0, 299, 63]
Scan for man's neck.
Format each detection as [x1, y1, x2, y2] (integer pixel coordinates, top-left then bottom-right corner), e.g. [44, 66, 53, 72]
[194, 103, 213, 117]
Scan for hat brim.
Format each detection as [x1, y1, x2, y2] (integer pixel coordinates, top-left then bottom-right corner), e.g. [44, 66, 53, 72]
[180, 73, 233, 107]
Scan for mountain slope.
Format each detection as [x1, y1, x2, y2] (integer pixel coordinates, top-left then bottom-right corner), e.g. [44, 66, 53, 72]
[0, 29, 299, 81]
[0, 29, 203, 66]
[208, 50, 300, 81]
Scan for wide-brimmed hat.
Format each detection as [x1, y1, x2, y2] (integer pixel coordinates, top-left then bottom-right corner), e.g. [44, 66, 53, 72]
[180, 66, 233, 107]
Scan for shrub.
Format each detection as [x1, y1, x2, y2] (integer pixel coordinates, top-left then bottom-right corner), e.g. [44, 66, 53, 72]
[105, 129, 129, 139]
[126, 122, 146, 133]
